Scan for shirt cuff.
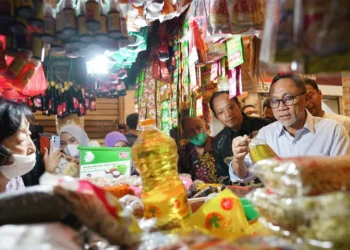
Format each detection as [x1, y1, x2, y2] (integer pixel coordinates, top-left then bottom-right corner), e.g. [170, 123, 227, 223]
[229, 159, 256, 184]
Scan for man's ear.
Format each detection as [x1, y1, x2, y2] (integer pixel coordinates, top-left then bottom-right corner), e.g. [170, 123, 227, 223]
[318, 89, 323, 98]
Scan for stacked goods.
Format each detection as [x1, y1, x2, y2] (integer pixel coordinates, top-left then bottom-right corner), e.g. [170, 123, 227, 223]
[248, 155, 350, 249]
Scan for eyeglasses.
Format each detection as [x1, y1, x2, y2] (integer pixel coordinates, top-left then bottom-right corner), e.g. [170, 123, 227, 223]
[270, 92, 306, 108]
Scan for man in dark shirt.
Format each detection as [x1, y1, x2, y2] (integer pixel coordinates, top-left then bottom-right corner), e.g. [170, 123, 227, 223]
[125, 113, 139, 146]
[209, 91, 271, 185]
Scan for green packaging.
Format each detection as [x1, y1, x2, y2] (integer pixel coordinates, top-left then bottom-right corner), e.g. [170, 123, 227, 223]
[78, 147, 132, 178]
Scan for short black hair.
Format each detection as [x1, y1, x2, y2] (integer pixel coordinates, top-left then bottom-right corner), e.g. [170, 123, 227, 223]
[303, 77, 319, 91]
[209, 91, 239, 115]
[0, 99, 35, 143]
[126, 113, 138, 130]
[241, 105, 256, 113]
[263, 99, 271, 109]
[270, 73, 306, 94]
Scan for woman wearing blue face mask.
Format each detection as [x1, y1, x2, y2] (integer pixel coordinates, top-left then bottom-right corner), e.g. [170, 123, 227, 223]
[0, 99, 37, 192]
[178, 116, 218, 183]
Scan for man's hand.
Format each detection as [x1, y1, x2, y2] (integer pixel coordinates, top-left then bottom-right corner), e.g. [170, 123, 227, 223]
[232, 135, 250, 162]
[231, 135, 250, 178]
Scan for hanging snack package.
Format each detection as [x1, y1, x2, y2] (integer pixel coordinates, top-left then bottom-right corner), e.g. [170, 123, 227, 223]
[53, 178, 141, 247]
[248, 188, 350, 249]
[207, 0, 232, 43]
[250, 155, 350, 197]
[227, 0, 266, 34]
[226, 35, 244, 70]
[241, 36, 261, 91]
[228, 65, 242, 99]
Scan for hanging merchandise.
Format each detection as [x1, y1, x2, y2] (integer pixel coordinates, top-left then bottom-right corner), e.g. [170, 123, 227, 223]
[55, 3, 64, 40]
[226, 35, 244, 69]
[228, 65, 242, 99]
[3, 50, 32, 80]
[41, 4, 55, 43]
[207, 0, 232, 42]
[0, 0, 14, 26]
[241, 35, 261, 91]
[12, 58, 40, 92]
[85, 0, 100, 32]
[15, 0, 34, 18]
[28, 0, 45, 29]
[96, 2, 109, 42]
[62, 0, 77, 38]
[10, 15, 27, 35]
[107, 0, 122, 39]
[77, 0, 93, 43]
[196, 96, 203, 117]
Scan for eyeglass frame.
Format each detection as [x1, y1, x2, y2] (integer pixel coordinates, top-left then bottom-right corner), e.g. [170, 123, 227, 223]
[269, 91, 306, 109]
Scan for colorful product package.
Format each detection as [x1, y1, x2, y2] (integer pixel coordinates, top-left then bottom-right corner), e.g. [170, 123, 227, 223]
[78, 147, 132, 178]
[186, 189, 261, 240]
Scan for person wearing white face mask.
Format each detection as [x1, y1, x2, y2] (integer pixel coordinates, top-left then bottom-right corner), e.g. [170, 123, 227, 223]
[0, 100, 37, 193]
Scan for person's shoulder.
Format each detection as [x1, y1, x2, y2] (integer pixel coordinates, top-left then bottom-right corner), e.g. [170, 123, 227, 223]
[258, 121, 280, 133]
[125, 133, 138, 139]
[213, 127, 230, 143]
[246, 116, 272, 127]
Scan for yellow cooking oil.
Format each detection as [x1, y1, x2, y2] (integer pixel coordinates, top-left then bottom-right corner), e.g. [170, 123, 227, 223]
[249, 138, 277, 163]
[132, 119, 191, 221]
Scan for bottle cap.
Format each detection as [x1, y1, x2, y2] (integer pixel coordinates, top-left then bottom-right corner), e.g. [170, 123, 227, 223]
[140, 118, 155, 126]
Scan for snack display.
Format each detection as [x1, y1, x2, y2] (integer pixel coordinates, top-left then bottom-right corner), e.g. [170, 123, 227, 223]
[249, 188, 350, 249]
[250, 155, 350, 197]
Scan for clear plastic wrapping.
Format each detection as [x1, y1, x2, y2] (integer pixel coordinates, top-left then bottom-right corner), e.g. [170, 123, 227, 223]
[248, 188, 350, 249]
[250, 156, 350, 197]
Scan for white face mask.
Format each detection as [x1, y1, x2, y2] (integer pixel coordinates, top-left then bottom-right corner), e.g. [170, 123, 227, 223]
[64, 144, 80, 158]
[0, 153, 36, 180]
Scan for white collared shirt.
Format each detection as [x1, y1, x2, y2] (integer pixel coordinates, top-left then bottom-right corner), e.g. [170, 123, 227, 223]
[229, 110, 350, 183]
[323, 112, 350, 136]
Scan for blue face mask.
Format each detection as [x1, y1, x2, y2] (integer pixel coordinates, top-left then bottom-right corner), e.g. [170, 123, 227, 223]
[189, 132, 208, 146]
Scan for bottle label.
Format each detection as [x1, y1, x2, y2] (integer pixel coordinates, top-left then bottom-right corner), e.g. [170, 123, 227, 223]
[85, 1, 99, 21]
[63, 8, 76, 28]
[85, 98, 90, 109]
[142, 183, 191, 220]
[73, 97, 79, 109]
[79, 103, 85, 115]
[57, 104, 63, 117]
[48, 99, 52, 109]
[62, 102, 67, 113]
[108, 12, 120, 31]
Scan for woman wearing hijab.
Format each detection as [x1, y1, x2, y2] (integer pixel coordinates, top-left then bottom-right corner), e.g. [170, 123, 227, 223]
[44, 124, 94, 177]
[104, 132, 129, 147]
[104, 131, 138, 175]
[0, 100, 37, 192]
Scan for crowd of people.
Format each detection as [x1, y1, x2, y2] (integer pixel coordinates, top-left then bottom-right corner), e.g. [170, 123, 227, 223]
[0, 73, 350, 193]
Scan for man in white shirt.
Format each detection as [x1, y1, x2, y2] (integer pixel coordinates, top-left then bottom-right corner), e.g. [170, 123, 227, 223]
[229, 74, 350, 185]
[305, 77, 350, 136]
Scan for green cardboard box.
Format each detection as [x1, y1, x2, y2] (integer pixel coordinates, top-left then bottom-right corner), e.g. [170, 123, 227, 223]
[78, 147, 132, 178]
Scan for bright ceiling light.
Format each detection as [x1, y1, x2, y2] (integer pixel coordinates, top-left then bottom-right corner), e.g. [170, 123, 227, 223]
[86, 55, 109, 75]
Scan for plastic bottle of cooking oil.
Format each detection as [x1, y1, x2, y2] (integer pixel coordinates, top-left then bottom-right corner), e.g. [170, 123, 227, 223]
[248, 138, 277, 163]
[132, 119, 191, 221]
